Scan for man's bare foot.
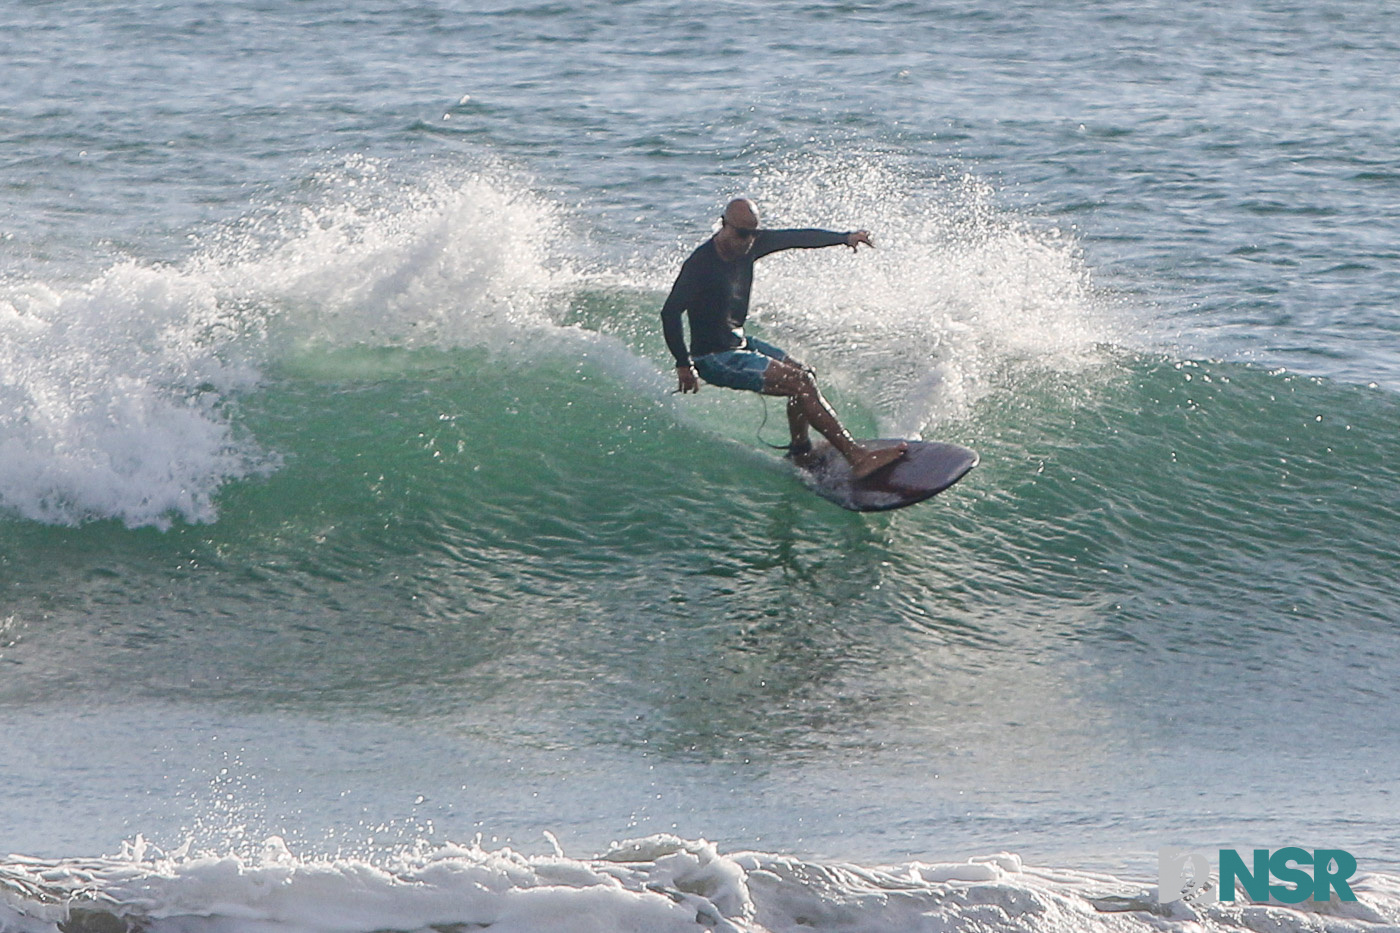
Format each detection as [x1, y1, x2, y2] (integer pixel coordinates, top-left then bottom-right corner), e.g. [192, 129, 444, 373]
[783, 439, 820, 469]
[849, 442, 908, 480]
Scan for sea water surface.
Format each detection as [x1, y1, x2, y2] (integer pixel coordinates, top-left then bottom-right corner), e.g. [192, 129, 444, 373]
[3, 2, 1399, 932]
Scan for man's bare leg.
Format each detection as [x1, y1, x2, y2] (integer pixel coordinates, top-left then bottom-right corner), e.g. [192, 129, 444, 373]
[762, 360, 906, 479]
[781, 357, 813, 455]
[786, 397, 811, 456]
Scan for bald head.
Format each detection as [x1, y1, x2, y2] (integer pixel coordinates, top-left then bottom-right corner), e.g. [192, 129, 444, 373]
[713, 198, 762, 258]
[723, 198, 759, 229]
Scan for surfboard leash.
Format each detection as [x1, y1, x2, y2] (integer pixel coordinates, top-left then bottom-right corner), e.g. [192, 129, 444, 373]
[756, 395, 806, 453]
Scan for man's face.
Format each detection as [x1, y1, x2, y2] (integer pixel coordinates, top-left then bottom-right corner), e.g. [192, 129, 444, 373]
[724, 217, 760, 253]
[721, 204, 761, 254]
[716, 197, 761, 252]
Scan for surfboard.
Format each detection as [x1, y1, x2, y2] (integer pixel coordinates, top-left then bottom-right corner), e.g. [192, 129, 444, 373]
[793, 439, 978, 512]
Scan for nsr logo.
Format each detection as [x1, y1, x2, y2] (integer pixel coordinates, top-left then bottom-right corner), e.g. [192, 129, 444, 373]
[1159, 848, 1358, 904]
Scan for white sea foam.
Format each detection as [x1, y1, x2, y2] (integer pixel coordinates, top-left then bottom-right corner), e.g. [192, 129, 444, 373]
[0, 162, 636, 529]
[2, 835, 1397, 933]
[0, 264, 267, 529]
[197, 159, 576, 351]
[744, 156, 1118, 436]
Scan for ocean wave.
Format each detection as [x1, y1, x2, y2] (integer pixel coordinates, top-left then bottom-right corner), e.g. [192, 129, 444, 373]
[3, 835, 1397, 933]
[0, 150, 1110, 529]
[0, 263, 269, 529]
[0, 162, 587, 530]
[8, 148, 1392, 533]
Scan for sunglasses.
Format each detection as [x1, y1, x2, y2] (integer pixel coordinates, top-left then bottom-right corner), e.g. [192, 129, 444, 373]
[723, 219, 761, 238]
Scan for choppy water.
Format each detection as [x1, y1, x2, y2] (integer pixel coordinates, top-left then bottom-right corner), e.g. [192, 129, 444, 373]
[3, 2, 1399, 931]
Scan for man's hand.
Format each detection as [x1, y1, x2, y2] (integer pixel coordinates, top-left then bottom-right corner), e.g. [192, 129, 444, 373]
[676, 364, 700, 394]
[846, 230, 874, 251]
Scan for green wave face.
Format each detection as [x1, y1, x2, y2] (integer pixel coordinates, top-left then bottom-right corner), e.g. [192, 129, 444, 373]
[6, 348, 1394, 768]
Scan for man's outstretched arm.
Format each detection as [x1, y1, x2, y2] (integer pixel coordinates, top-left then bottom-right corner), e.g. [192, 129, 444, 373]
[753, 228, 874, 258]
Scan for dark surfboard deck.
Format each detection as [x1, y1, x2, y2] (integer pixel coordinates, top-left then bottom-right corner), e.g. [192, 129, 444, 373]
[793, 439, 978, 512]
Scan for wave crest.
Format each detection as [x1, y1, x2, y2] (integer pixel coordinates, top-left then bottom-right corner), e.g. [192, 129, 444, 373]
[3, 834, 1397, 933]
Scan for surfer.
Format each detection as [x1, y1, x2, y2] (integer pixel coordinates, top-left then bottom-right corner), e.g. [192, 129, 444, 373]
[661, 198, 907, 480]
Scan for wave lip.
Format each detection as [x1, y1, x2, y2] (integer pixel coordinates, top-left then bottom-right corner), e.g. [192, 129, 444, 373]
[743, 157, 1116, 436]
[3, 835, 1398, 933]
[0, 163, 579, 530]
[0, 263, 267, 529]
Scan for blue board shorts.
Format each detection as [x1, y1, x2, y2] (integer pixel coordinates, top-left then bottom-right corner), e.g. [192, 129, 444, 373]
[693, 337, 788, 392]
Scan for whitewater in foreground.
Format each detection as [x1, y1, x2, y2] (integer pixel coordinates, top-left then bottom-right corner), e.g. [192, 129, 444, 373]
[4, 835, 1400, 933]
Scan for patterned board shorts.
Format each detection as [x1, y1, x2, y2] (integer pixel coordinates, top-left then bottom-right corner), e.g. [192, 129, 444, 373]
[692, 337, 788, 392]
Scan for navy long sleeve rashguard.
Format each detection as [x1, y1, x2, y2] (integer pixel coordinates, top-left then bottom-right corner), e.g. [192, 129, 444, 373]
[660, 228, 850, 367]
